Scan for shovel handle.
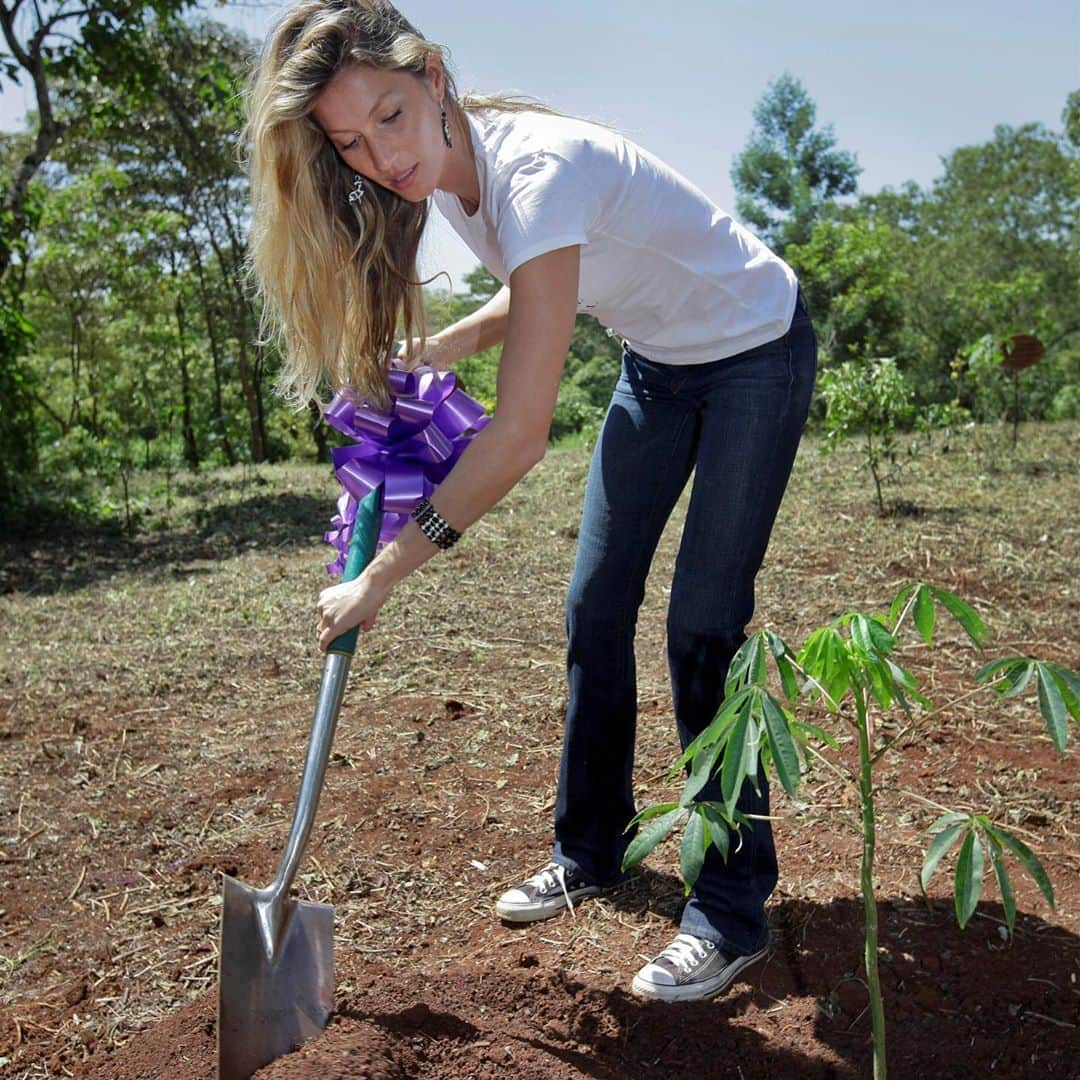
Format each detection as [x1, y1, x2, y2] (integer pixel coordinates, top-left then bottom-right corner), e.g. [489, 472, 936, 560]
[267, 487, 383, 906]
[327, 487, 383, 656]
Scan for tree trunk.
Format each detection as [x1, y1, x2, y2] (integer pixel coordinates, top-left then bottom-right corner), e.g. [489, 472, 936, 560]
[309, 400, 329, 463]
[0, 5, 61, 284]
[174, 294, 200, 469]
[235, 335, 267, 463]
[205, 219, 267, 462]
[187, 235, 236, 465]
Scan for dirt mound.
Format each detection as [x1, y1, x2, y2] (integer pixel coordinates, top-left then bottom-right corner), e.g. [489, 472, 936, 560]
[74, 909, 1080, 1080]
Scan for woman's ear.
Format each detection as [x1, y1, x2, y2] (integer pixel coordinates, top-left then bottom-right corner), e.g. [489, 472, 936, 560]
[424, 56, 445, 103]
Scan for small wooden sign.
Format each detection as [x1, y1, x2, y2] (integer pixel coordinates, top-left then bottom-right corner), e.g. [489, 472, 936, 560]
[1000, 334, 1044, 372]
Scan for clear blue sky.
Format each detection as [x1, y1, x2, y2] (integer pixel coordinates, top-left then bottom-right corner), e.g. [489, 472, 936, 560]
[3, 1, 1076, 290]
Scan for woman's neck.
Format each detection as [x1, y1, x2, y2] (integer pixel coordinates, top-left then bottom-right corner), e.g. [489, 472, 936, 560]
[438, 109, 480, 216]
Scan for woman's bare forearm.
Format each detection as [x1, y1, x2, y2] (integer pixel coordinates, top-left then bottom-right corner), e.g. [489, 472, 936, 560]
[430, 285, 510, 363]
[361, 415, 541, 586]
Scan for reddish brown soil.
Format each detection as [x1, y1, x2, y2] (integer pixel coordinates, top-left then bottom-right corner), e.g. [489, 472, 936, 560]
[79, 900, 1080, 1080]
[2, 440, 1078, 1078]
[6, 687, 1078, 1080]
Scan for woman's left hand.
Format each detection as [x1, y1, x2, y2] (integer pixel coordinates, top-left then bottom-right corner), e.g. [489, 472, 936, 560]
[316, 571, 391, 650]
[395, 334, 451, 371]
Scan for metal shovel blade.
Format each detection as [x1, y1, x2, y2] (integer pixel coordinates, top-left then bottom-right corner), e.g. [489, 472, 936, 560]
[218, 875, 334, 1079]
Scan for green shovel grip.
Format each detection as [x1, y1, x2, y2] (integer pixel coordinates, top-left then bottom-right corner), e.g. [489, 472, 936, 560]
[327, 486, 383, 657]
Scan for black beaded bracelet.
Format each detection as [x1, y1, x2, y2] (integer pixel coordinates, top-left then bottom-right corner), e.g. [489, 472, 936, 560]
[411, 498, 462, 550]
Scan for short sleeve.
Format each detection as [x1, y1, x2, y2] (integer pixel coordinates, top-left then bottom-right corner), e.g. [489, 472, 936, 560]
[494, 151, 590, 277]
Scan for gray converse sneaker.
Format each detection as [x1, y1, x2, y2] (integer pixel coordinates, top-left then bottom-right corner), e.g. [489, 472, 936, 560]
[631, 932, 769, 1002]
[495, 861, 604, 923]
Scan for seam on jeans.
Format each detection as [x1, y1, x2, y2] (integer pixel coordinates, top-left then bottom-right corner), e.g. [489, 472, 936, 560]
[785, 339, 794, 416]
[621, 405, 696, 627]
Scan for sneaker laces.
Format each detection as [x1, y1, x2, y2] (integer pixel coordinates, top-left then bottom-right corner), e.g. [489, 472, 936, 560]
[656, 933, 714, 973]
[528, 862, 579, 919]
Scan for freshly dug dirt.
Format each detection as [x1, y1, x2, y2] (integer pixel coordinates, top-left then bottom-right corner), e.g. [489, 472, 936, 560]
[79, 891, 1080, 1078]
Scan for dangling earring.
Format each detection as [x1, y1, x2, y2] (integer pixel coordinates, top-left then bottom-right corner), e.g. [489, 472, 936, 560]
[441, 105, 453, 149]
[347, 174, 365, 207]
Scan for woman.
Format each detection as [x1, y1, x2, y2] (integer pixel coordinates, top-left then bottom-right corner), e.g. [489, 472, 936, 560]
[248, 0, 816, 1003]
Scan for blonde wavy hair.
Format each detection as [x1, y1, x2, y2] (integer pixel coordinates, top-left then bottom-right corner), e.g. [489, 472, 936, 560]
[246, 0, 557, 408]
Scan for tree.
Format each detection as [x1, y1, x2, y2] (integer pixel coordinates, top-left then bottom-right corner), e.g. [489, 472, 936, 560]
[731, 73, 860, 255]
[785, 214, 908, 365]
[1, 0, 195, 509]
[898, 121, 1077, 404]
[0, 0, 193, 282]
[1063, 88, 1080, 148]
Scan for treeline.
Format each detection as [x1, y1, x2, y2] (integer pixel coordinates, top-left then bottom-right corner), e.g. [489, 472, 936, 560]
[443, 76, 1080, 443]
[0, 6, 1076, 526]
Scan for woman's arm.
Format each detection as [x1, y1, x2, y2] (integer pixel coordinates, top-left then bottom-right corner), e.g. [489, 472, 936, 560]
[401, 284, 511, 369]
[317, 246, 579, 648]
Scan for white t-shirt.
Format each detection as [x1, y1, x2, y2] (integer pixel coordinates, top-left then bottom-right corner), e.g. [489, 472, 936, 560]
[432, 108, 799, 366]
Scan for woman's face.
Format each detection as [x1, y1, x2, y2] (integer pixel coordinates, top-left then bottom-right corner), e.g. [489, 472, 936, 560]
[313, 62, 446, 202]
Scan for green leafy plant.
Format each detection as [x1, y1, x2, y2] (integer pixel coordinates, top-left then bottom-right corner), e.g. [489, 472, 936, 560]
[623, 583, 1077, 1080]
[818, 357, 918, 515]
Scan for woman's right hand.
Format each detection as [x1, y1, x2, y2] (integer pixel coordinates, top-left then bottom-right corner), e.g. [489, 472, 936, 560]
[316, 569, 392, 650]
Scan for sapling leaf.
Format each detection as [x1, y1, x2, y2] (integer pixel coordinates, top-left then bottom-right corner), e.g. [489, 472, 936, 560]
[700, 803, 731, 862]
[1043, 663, 1080, 719]
[790, 718, 839, 750]
[722, 708, 762, 813]
[798, 628, 825, 678]
[680, 742, 722, 806]
[849, 615, 875, 657]
[680, 809, 707, 894]
[765, 630, 801, 702]
[1035, 663, 1069, 752]
[886, 658, 931, 711]
[864, 655, 894, 712]
[994, 827, 1055, 910]
[889, 583, 917, 626]
[761, 691, 801, 797]
[984, 832, 1017, 937]
[745, 705, 764, 798]
[625, 801, 681, 829]
[726, 634, 766, 694]
[1000, 661, 1035, 699]
[974, 656, 1049, 701]
[913, 585, 936, 646]
[928, 586, 989, 647]
[920, 821, 966, 892]
[764, 628, 792, 663]
[776, 654, 800, 703]
[823, 632, 843, 700]
[751, 634, 768, 687]
[621, 807, 685, 871]
[672, 687, 752, 771]
[721, 710, 750, 817]
[974, 657, 1022, 687]
[928, 811, 970, 831]
[849, 614, 895, 658]
[866, 616, 897, 655]
[954, 829, 984, 929]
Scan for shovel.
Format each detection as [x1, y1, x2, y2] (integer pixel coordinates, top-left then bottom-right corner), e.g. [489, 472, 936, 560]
[217, 486, 383, 1080]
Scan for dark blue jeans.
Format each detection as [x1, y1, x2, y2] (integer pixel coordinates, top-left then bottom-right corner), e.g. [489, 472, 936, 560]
[553, 294, 817, 957]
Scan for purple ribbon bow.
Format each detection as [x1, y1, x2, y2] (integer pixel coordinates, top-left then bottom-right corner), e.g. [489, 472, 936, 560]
[323, 365, 490, 573]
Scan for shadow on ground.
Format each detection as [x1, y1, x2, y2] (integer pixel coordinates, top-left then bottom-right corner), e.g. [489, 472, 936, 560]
[1, 490, 329, 596]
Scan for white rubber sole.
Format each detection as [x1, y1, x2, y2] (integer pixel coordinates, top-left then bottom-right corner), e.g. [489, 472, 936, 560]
[630, 943, 770, 1002]
[494, 885, 604, 923]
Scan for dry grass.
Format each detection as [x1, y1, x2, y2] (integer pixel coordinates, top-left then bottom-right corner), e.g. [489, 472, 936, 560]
[0, 419, 1077, 1076]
